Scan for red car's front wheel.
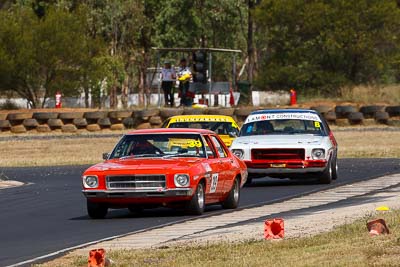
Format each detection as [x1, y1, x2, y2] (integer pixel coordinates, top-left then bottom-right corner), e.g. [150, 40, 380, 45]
[185, 182, 205, 215]
[87, 200, 108, 219]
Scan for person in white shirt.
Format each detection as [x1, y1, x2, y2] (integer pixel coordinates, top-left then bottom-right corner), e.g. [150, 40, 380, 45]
[177, 58, 193, 107]
[161, 61, 176, 107]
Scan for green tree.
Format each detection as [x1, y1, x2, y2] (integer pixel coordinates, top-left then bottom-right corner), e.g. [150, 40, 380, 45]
[255, 0, 400, 95]
[0, 5, 93, 107]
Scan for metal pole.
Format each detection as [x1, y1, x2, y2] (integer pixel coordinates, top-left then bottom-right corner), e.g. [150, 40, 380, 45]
[208, 51, 212, 106]
[232, 54, 237, 89]
[156, 52, 161, 108]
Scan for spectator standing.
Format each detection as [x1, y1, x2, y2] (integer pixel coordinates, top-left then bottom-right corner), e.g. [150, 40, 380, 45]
[177, 58, 192, 107]
[161, 61, 176, 107]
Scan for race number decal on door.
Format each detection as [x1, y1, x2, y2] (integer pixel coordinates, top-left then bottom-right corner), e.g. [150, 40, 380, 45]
[210, 173, 219, 193]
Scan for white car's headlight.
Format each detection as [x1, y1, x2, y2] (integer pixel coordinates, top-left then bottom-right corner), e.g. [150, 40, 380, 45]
[174, 174, 190, 187]
[232, 149, 244, 159]
[83, 175, 98, 188]
[312, 149, 325, 159]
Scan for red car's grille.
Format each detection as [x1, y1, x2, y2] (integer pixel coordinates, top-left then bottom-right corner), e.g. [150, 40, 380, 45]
[106, 175, 166, 190]
[251, 149, 305, 160]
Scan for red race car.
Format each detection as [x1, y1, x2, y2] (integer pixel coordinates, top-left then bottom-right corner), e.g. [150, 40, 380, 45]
[82, 128, 248, 219]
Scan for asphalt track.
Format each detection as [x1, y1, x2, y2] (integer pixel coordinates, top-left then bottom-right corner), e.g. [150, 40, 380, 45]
[1, 158, 399, 266]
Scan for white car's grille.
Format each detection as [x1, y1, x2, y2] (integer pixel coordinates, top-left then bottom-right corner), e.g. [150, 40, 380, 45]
[252, 148, 305, 160]
[106, 175, 166, 190]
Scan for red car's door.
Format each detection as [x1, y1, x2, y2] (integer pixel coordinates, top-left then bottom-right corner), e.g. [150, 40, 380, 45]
[202, 135, 224, 203]
[209, 135, 235, 194]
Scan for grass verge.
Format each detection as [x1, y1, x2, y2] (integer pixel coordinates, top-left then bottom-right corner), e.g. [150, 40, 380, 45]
[35, 210, 400, 267]
[0, 130, 399, 167]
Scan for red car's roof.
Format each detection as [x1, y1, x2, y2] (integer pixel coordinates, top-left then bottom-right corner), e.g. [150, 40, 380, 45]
[127, 128, 215, 135]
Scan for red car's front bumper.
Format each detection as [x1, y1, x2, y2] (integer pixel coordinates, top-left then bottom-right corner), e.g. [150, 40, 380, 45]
[82, 188, 193, 204]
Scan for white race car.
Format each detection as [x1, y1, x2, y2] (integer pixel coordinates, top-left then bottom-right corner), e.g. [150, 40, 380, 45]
[230, 109, 338, 184]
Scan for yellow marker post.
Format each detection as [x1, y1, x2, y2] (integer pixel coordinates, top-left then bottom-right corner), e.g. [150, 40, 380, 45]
[375, 206, 390, 211]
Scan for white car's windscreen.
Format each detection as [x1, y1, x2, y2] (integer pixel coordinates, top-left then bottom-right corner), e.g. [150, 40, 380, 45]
[240, 118, 326, 136]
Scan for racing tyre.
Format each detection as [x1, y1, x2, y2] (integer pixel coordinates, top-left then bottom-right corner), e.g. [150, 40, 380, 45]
[318, 159, 333, 184]
[385, 106, 400, 117]
[222, 177, 240, 209]
[348, 112, 364, 125]
[87, 200, 108, 219]
[359, 105, 384, 118]
[331, 156, 338, 180]
[374, 111, 389, 124]
[186, 182, 205, 215]
[335, 105, 357, 118]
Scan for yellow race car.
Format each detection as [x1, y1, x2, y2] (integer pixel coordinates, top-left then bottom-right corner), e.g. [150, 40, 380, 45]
[162, 115, 240, 147]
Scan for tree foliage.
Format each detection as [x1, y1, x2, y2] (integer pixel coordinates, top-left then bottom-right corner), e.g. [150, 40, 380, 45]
[255, 0, 400, 95]
[1, 0, 400, 107]
[0, 3, 108, 107]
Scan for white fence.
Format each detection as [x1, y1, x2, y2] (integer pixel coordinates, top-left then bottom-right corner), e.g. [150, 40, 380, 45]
[0, 90, 290, 109]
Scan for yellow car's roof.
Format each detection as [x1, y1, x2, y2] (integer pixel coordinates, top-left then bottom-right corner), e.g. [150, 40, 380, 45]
[169, 114, 237, 124]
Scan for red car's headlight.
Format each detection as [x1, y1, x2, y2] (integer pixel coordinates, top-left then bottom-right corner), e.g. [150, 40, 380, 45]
[83, 175, 99, 188]
[174, 174, 190, 187]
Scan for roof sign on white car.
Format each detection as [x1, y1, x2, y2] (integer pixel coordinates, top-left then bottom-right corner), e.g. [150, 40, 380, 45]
[244, 112, 321, 124]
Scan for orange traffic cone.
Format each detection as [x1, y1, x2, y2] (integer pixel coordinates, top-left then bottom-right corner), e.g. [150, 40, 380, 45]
[88, 248, 106, 267]
[367, 219, 389, 236]
[264, 218, 284, 239]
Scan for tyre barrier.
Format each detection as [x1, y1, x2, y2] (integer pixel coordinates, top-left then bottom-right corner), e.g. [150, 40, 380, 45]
[61, 124, 78, 133]
[310, 105, 332, 115]
[110, 123, 124, 131]
[10, 125, 27, 133]
[1, 105, 400, 134]
[160, 108, 183, 118]
[87, 124, 101, 132]
[182, 108, 207, 115]
[7, 112, 33, 126]
[136, 122, 151, 129]
[0, 113, 7, 120]
[323, 111, 337, 123]
[135, 109, 159, 118]
[385, 106, 400, 117]
[335, 105, 357, 119]
[59, 112, 84, 125]
[84, 111, 108, 120]
[73, 118, 88, 128]
[97, 118, 111, 128]
[359, 105, 385, 118]
[348, 112, 364, 125]
[0, 120, 11, 131]
[208, 108, 235, 116]
[149, 116, 163, 125]
[234, 107, 254, 117]
[374, 111, 389, 124]
[47, 118, 63, 129]
[36, 124, 51, 133]
[108, 110, 132, 124]
[33, 112, 58, 123]
[23, 118, 39, 129]
[122, 117, 135, 129]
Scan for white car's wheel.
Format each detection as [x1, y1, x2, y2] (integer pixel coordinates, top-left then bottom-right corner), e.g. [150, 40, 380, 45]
[222, 177, 240, 209]
[332, 156, 338, 180]
[318, 159, 333, 184]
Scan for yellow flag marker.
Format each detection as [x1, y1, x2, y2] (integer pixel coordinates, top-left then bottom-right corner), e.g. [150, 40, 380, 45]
[375, 206, 390, 211]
